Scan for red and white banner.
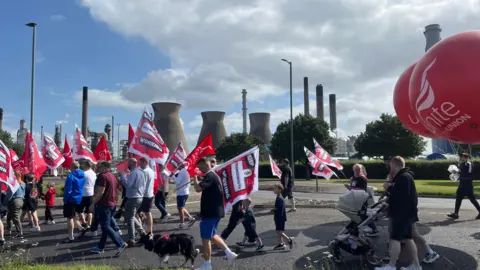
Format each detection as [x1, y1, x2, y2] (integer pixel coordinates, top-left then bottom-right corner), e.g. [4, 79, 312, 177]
[10, 149, 18, 162]
[269, 154, 282, 179]
[62, 135, 74, 169]
[304, 146, 336, 180]
[128, 123, 135, 147]
[129, 109, 169, 165]
[185, 133, 215, 177]
[41, 131, 65, 175]
[0, 139, 19, 193]
[12, 132, 47, 179]
[94, 135, 112, 161]
[313, 138, 343, 170]
[73, 125, 97, 163]
[164, 141, 188, 176]
[214, 146, 259, 212]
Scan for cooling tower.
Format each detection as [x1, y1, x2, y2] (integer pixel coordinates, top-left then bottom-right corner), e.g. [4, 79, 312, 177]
[0, 108, 3, 131]
[242, 89, 247, 134]
[329, 94, 337, 131]
[304, 77, 310, 116]
[81, 86, 89, 139]
[249, 112, 272, 160]
[316, 84, 324, 121]
[152, 102, 189, 154]
[198, 111, 227, 150]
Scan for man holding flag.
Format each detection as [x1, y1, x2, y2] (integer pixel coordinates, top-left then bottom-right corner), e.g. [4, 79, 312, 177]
[280, 159, 296, 212]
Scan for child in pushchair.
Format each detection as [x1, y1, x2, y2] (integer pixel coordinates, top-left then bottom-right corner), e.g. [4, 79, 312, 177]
[327, 188, 388, 265]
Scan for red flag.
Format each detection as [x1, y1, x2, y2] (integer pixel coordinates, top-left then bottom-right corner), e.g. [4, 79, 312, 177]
[164, 141, 188, 176]
[0, 139, 20, 193]
[213, 146, 259, 212]
[313, 138, 343, 170]
[128, 124, 135, 147]
[62, 135, 74, 169]
[184, 133, 215, 177]
[12, 132, 47, 180]
[10, 149, 18, 162]
[73, 124, 97, 163]
[304, 146, 336, 179]
[94, 136, 112, 161]
[268, 154, 282, 179]
[153, 162, 163, 195]
[128, 109, 169, 165]
[41, 131, 65, 173]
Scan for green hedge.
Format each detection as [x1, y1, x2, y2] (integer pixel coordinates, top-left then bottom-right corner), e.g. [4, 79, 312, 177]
[258, 159, 474, 180]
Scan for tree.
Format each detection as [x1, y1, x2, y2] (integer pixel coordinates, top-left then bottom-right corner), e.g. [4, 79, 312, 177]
[0, 130, 24, 156]
[216, 132, 264, 161]
[354, 114, 426, 160]
[270, 114, 336, 164]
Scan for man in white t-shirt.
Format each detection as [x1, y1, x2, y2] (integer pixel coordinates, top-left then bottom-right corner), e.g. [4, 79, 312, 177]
[174, 165, 195, 228]
[138, 158, 155, 234]
[76, 160, 97, 230]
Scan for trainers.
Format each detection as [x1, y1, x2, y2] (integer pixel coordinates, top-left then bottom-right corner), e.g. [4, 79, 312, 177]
[161, 213, 171, 221]
[447, 213, 459, 219]
[374, 265, 396, 270]
[273, 243, 286, 250]
[90, 247, 104, 254]
[422, 251, 440, 264]
[404, 265, 423, 270]
[62, 238, 74, 244]
[114, 242, 128, 257]
[225, 251, 238, 266]
[117, 230, 122, 236]
[198, 261, 213, 270]
[77, 228, 88, 239]
[288, 238, 294, 249]
[187, 217, 196, 228]
[51, 220, 56, 224]
[236, 242, 245, 247]
[256, 244, 264, 251]
[178, 223, 185, 229]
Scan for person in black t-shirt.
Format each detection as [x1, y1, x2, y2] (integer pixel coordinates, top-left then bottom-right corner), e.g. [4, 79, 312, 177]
[272, 183, 294, 250]
[193, 157, 237, 270]
[447, 153, 480, 219]
[279, 159, 296, 212]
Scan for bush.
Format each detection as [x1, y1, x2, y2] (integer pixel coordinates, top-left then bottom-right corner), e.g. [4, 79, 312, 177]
[258, 159, 472, 180]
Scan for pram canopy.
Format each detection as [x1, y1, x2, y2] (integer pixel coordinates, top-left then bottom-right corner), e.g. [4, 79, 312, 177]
[337, 190, 369, 213]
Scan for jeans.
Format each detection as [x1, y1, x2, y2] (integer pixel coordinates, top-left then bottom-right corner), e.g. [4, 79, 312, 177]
[96, 205, 124, 250]
[125, 197, 144, 241]
[221, 209, 242, 240]
[91, 204, 120, 232]
[154, 192, 168, 217]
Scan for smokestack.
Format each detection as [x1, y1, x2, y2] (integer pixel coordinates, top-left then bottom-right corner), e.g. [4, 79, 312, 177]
[151, 102, 189, 154]
[329, 94, 337, 131]
[424, 24, 442, 52]
[198, 111, 227, 150]
[242, 89, 247, 134]
[316, 84, 324, 121]
[111, 115, 115, 143]
[54, 123, 62, 146]
[304, 77, 309, 116]
[81, 86, 89, 139]
[0, 108, 3, 131]
[20, 119, 26, 129]
[104, 124, 112, 141]
[249, 113, 272, 160]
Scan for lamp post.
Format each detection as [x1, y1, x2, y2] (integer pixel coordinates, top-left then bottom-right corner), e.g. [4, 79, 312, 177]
[281, 58, 295, 178]
[26, 22, 37, 134]
[117, 123, 121, 160]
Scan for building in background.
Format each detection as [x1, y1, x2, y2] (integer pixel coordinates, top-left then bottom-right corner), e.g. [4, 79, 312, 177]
[120, 140, 129, 160]
[17, 119, 28, 145]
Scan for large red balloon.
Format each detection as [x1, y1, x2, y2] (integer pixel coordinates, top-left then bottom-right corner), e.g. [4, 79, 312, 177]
[409, 31, 480, 144]
[393, 62, 438, 138]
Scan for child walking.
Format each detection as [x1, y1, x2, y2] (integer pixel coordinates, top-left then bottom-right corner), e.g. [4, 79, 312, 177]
[273, 184, 293, 250]
[236, 198, 264, 251]
[43, 182, 56, 224]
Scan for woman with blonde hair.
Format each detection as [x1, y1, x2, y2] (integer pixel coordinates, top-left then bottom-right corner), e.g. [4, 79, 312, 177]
[6, 171, 26, 241]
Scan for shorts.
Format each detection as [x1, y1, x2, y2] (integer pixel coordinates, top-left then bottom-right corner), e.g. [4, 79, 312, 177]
[138, 197, 154, 213]
[63, 202, 77, 219]
[275, 219, 285, 231]
[389, 218, 413, 241]
[282, 188, 293, 199]
[200, 218, 221, 239]
[75, 196, 93, 213]
[176, 195, 189, 208]
[23, 199, 38, 212]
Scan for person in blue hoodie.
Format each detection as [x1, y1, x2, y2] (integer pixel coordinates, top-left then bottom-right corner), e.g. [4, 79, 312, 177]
[63, 161, 85, 243]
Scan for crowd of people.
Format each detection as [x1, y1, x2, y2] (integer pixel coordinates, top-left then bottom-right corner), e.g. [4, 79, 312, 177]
[1, 152, 477, 269]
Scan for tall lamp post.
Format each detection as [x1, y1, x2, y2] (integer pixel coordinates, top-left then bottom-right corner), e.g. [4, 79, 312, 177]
[26, 22, 37, 134]
[281, 59, 295, 178]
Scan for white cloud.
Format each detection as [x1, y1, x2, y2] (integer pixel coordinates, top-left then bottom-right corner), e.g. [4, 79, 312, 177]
[50, 14, 66, 21]
[81, 0, 480, 148]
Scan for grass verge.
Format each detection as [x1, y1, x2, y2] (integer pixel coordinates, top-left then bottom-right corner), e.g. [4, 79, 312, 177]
[0, 262, 189, 270]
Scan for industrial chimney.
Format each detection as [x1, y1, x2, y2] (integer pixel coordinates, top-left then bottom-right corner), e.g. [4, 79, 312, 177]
[249, 112, 272, 160]
[242, 89, 247, 134]
[0, 108, 3, 131]
[152, 102, 189, 154]
[198, 111, 227, 150]
[329, 94, 337, 131]
[104, 124, 112, 141]
[81, 86, 89, 139]
[54, 123, 62, 146]
[316, 84, 324, 121]
[303, 77, 309, 116]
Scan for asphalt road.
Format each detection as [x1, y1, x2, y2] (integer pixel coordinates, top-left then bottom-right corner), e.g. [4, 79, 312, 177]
[1, 191, 480, 270]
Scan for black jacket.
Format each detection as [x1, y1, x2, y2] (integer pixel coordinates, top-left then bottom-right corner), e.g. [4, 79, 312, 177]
[280, 166, 293, 189]
[458, 161, 473, 185]
[387, 168, 418, 220]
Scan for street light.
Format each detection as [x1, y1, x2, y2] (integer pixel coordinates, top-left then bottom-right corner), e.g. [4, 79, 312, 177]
[281, 59, 295, 178]
[26, 22, 37, 134]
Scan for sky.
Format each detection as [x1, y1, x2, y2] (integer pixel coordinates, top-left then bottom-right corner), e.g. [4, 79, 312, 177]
[2, 0, 480, 155]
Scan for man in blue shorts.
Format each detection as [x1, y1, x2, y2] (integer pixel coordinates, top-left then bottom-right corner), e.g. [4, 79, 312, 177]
[194, 157, 237, 270]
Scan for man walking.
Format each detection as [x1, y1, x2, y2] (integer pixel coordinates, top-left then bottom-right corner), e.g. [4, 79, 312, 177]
[154, 164, 171, 221]
[138, 158, 155, 234]
[63, 161, 85, 243]
[194, 157, 237, 270]
[280, 159, 296, 212]
[173, 164, 195, 228]
[76, 160, 96, 231]
[90, 161, 128, 255]
[119, 158, 146, 246]
[448, 153, 480, 219]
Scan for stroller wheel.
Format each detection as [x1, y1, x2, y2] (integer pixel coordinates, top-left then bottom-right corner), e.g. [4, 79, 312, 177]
[327, 240, 342, 263]
[365, 249, 381, 265]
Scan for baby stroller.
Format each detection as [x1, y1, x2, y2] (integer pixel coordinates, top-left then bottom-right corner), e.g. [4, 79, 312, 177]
[327, 188, 388, 265]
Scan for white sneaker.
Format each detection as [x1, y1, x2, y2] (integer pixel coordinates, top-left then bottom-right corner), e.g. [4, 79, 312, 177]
[374, 266, 396, 270]
[51, 220, 56, 224]
[422, 251, 439, 264]
[404, 265, 422, 270]
[117, 230, 122, 236]
[89, 231, 98, 237]
[178, 223, 185, 229]
[198, 261, 212, 270]
[29, 227, 40, 232]
[226, 251, 238, 266]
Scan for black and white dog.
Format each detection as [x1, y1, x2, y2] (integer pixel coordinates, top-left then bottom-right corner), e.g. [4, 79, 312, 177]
[140, 232, 200, 269]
